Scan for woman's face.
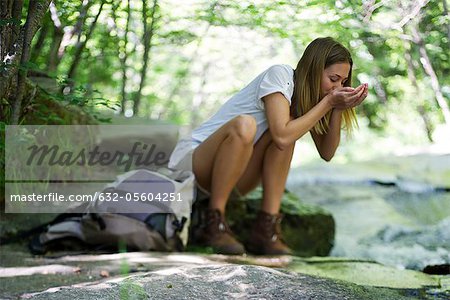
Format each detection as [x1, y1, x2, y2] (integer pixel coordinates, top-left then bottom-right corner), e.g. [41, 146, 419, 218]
[321, 62, 351, 96]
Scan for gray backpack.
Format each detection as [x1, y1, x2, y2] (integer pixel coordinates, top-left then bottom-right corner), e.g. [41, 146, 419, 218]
[29, 169, 195, 254]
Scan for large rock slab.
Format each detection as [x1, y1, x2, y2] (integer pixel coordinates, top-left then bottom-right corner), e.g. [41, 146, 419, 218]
[15, 261, 433, 300]
[288, 257, 440, 289]
[0, 249, 446, 299]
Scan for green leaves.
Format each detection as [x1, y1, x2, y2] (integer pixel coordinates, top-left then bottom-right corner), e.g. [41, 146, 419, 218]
[14, 0, 447, 141]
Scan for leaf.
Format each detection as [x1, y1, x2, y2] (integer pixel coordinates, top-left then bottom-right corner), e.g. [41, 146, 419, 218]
[94, 116, 112, 123]
[19, 61, 40, 72]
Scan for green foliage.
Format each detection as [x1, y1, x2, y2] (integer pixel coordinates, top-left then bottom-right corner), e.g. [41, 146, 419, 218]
[20, 0, 449, 147]
[0, 122, 5, 204]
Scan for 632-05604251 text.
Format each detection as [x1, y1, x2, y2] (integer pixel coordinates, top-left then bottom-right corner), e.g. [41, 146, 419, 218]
[9, 192, 183, 202]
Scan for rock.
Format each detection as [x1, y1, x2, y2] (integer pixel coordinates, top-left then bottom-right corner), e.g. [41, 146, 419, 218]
[189, 187, 335, 256]
[22, 79, 99, 125]
[287, 257, 440, 289]
[0, 265, 81, 277]
[18, 263, 426, 300]
[96, 124, 179, 171]
[423, 264, 450, 275]
[0, 250, 445, 299]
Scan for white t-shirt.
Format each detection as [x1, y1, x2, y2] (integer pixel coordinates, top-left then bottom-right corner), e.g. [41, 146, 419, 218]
[169, 64, 295, 169]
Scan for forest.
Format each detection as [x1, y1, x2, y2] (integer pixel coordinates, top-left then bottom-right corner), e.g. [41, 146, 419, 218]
[1, 2, 450, 298]
[0, 0, 448, 145]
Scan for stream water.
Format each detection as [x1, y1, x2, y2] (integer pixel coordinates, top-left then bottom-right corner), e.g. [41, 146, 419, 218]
[286, 156, 450, 271]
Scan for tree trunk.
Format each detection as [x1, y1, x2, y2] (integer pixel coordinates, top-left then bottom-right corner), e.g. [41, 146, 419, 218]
[47, 27, 64, 73]
[9, 0, 52, 124]
[10, 0, 24, 51]
[71, 0, 93, 44]
[189, 62, 211, 127]
[0, 1, 12, 118]
[111, 0, 131, 115]
[335, 1, 389, 104]
[362, 39, 388, 104]
[163, 1, 218, 121]
[0, 0, 24, 104]
[1, 0, 22, 60]
[30, 13, 50, 62]
[0, 1, 13, 120]
[162, 24, 212, 121]
[133, 0, 159, 116]
[65, 0, 105, 92]
[162, 25, 211, 120]
[410, 24, 450, 125]
[46, 1, 64, 73]
[52, 0, 93, 74]
[404, 42, 434, 142]
[443, 0, 450, 47]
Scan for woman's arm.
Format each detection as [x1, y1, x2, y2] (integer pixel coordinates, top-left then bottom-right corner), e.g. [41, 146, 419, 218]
[263, 85, 364, 151]
[310, 109, 342, 161]
[264, 93, 333, 150]
[310, 83, 368, 161]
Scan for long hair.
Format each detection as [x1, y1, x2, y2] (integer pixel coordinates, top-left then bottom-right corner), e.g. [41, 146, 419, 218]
[291, 37, 358, 135]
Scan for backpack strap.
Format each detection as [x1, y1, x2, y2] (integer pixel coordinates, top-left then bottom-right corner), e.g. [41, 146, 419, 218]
[0, 213, 84, 245]
[89, 213, 106, 230]
[173, 216, 187, 233]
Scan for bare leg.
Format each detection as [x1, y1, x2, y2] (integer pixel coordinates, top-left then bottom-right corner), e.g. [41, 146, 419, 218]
[235, 129, 295, 212]
[236, 130, 295, 255]
[260, 142, 295, 214]
[192, 115, 257, 214]
[235, 129, 272, 195]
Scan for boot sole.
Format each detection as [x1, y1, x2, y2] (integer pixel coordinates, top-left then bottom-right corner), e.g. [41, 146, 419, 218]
[246, 243, 292, 256]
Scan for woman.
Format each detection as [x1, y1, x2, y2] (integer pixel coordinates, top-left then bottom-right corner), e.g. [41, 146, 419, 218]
[169, 37, 368, 255]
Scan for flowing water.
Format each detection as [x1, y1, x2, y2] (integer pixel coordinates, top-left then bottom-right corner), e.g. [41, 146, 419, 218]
[286, 155, 450, 271]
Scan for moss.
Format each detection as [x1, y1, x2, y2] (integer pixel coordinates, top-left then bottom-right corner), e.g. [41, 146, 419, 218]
[119, 279, 148, 300]
[228, 187, 335, 256]
[184, 245, 215, 254]
[15, 79, 99, 125]
[288, 257, 440, 289]
[244, 187, 329, 215]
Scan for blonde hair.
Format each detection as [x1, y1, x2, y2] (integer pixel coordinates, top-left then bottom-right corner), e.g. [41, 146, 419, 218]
[291, 37, 358, 135]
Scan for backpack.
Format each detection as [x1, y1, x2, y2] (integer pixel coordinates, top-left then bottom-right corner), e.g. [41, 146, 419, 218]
[28, 168, 195, 254]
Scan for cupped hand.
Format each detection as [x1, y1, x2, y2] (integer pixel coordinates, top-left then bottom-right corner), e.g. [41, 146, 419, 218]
[327, 83, 368, 110]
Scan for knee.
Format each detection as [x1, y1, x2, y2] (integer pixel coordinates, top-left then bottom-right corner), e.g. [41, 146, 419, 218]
[264, 130, 295, 153]
[272, 134, 295, 154]
[279, 141, 295, 154]
[231, 115, 257, 144]
[285, 141, 295, 152]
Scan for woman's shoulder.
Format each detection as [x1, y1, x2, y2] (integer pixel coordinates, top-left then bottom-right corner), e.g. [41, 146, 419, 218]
[265, 64, 294, 78]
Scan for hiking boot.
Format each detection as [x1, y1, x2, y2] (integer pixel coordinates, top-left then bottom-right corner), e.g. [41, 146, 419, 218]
[197, 209, 245, 255]
[246, 210, 293, 255]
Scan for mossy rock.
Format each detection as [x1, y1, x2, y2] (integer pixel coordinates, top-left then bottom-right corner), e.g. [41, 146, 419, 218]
[189, 187, 335, 256]
[288, 256, 441, 290]
[22, 90, 99, 125]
